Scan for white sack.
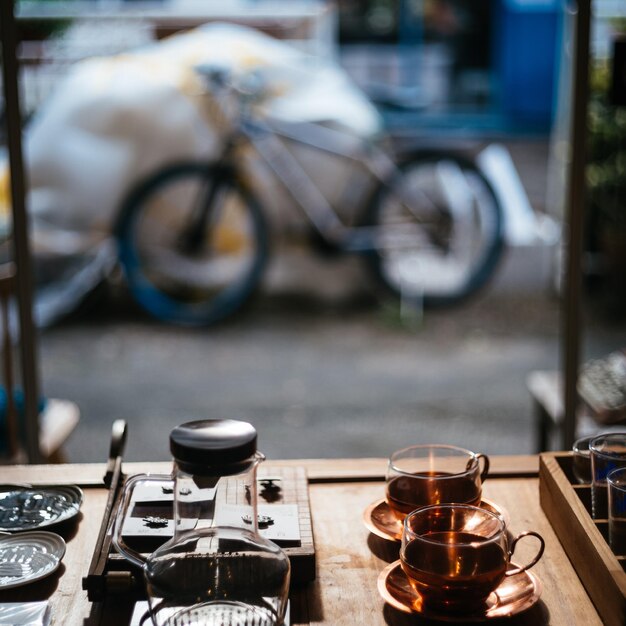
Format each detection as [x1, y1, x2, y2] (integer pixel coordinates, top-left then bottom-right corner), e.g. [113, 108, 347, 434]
[10, 21, 382, 325]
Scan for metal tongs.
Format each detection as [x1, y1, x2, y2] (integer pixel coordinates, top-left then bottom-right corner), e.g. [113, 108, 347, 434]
[83, 419, 134, 601]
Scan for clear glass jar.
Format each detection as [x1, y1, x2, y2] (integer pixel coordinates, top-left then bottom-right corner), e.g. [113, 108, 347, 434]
[113, 419, 290, 625]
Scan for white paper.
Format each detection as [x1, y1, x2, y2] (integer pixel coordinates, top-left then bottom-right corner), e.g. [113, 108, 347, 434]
[0, 602, 50, 626]
[214, 504, 301, 544]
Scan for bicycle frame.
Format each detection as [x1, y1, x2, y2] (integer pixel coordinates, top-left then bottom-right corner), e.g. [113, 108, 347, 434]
[216, 99, 437, 253]
[116, 70, 505, 325]
[245, 117, 388, 247]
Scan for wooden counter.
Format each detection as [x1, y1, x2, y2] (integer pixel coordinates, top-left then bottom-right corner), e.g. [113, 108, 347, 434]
[0, 457, 601, 625]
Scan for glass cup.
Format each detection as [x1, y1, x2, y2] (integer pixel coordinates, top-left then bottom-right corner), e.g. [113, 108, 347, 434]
[572, 435, 594, 484]
[385, 444, 490, 521]
[607, 467, 626, 554]
[590, 433, 626, 519]
[400, 504, 545, 613]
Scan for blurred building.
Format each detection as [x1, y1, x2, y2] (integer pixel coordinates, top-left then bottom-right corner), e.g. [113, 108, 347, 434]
[14, 0, 626, 137]
[338, 0, 561, 135]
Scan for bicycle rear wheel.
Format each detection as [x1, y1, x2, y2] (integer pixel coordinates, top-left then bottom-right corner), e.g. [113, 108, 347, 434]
[116, 162, 268, 326]
[362, 150, 504, 308]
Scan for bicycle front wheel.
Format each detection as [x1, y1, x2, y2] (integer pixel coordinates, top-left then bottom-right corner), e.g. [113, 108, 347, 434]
[362, 151, 504, 307]
[116, 162, 268, 326]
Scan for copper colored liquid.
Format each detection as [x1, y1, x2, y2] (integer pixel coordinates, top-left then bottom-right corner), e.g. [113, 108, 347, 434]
[386, 472, 481, 519]
[401, 532, 507, 610]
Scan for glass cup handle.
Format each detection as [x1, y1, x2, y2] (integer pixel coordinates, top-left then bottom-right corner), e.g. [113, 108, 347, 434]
[506, 531, 545, 576]
[476, 453, 490, 481]
[112, 473, 172, 569]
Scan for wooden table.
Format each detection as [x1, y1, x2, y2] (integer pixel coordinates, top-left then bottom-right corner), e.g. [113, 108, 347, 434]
[0, 457, 602, 625]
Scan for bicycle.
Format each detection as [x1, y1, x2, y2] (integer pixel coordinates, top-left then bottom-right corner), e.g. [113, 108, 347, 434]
[115, 66, 505, 326]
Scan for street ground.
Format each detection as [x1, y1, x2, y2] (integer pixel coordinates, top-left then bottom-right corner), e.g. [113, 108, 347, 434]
[38, 283, 559, 464]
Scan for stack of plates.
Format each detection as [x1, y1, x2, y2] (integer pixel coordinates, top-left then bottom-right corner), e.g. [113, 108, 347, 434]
[0, 484, 82, 589]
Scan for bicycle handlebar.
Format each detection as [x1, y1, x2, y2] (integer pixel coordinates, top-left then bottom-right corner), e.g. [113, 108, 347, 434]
[194, 63, 268, 103]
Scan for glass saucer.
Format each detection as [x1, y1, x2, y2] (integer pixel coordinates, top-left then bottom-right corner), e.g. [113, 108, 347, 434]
[363, 498, 509, 542]
[377, 559, 542, 622]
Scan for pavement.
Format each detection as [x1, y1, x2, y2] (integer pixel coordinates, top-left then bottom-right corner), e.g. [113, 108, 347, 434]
[35, 138, 626, 464]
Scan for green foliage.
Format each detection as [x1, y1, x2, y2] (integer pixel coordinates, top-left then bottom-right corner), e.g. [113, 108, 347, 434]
[16, 1, 73, 41]
[587, 45, 626, 232]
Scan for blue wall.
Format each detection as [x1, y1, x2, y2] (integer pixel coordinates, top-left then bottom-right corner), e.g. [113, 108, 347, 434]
[493, 0, 561, 130]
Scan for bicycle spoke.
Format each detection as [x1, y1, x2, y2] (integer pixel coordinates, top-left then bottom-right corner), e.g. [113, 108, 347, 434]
[362, 152, 504, 304]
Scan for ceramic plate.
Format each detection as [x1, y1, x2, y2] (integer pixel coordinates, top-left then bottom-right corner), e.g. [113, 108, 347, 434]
[0, 485, 83, 532]
[0, 531, 66, 589]
[363, 498, 510, 542]
[377, 560, 542, 621]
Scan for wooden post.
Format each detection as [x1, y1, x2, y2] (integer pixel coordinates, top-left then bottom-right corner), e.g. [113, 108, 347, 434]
[561, 0, 591, 450]
[0, 0, 42, 462]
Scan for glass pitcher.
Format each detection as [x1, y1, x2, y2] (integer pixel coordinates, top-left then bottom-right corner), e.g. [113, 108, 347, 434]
[112, 419, 291, 626]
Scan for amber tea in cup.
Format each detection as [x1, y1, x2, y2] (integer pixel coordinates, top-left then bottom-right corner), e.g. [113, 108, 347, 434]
[386, 444, 489, 520]
[400, 504, 545, 612]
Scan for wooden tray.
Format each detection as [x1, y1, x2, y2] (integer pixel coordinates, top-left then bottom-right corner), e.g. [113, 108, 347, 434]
[539, 452, 626, 626]
[82, 461, 316, 602]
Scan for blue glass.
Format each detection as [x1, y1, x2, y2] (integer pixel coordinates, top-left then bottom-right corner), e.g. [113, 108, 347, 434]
[590, 433, 626, 519]
[608, 467, 626, 554]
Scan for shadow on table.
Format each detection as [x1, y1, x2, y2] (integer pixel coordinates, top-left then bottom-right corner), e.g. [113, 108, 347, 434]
[367, 533, 400, 563]
[383, 600, 550, 624]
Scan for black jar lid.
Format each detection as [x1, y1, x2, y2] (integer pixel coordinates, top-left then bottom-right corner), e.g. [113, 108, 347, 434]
[170, 419, 257, 474]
